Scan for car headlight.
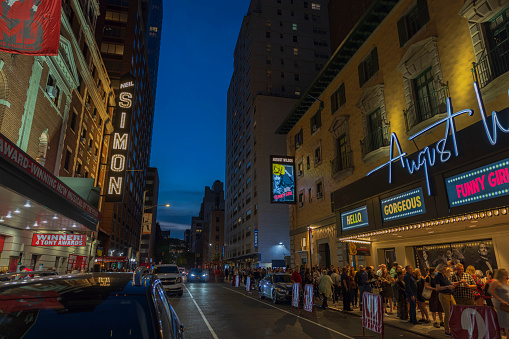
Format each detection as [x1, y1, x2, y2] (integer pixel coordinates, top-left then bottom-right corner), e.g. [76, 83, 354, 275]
[176, 277, 182, 283]
[190, 274, 195, 276]
[202, 274, 206, 277]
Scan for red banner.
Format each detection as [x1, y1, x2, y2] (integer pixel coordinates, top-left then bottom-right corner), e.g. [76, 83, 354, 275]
[303, 284, 314, 312]
[246, 277, 251, 291]
[362, 292, 384, 335]
[450, 305, 501, 339]
[292, 283, 300, 308]
[32, 233, 86, 246]
[0, 0, 61, 55]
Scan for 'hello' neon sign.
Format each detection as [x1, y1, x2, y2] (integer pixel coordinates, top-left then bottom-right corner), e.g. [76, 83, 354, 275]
[367, 82, 509, 195]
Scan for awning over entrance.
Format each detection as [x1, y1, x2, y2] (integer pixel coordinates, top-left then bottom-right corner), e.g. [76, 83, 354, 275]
[0, 134, 100, 231]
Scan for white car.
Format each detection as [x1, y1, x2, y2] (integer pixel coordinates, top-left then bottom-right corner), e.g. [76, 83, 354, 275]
[153, 264, 183, 296]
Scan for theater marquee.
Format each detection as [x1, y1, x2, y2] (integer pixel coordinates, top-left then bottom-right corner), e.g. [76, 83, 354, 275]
[106, 73, 135, 203]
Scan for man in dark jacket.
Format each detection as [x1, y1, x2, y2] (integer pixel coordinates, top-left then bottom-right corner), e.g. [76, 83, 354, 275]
[355, 265, 364, 311]
[404, 265, 419, 325]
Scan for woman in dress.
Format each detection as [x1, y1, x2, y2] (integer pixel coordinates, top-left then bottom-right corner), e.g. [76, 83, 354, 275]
[484, 271, 494, 307]
[488, 269, 509, 337]
[380, 267, 394, 315]
[425, 267, 444, 328]
[473, 270, 485, 306]
[414, 268, 430, 323]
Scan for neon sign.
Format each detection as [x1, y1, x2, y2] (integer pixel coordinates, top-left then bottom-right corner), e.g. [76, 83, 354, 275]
[341, 205, 369, 231]
[367, 82, 509, 195]
[106, 73, 135, 203]
[445, 158, 509, 207]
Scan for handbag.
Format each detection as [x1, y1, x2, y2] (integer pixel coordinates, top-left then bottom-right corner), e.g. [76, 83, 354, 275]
[422, 287, 432, 299]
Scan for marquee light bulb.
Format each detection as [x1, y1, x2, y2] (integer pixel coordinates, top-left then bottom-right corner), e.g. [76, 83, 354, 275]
[6, 211, 12, 219]
[53, 214, 58, 220]
[14, 209, 20, 214]
[24, 201, 31, 208]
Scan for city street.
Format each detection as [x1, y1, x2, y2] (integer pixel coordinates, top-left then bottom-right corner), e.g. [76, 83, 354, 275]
[169, 282, 424, 339]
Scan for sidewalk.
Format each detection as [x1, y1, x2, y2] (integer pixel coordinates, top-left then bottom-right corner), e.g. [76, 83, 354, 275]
[325, 300, 446, 339]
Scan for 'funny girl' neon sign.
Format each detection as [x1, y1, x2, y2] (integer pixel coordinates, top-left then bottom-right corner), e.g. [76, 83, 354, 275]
[367, 82, 509, 196]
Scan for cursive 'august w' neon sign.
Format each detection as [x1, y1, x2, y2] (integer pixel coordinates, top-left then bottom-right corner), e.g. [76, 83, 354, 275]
[367, 82, 509, 196]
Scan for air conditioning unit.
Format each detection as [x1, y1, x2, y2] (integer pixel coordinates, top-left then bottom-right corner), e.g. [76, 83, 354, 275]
[312, 125, 317, 132]
[317, 192, 323, 199]
[46, 86, 57, 99]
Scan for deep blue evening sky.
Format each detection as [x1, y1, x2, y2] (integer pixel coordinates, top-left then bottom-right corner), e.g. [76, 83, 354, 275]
[150, 1, 248, 239]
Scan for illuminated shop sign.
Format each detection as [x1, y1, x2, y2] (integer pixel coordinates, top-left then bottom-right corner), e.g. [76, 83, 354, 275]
[381, 188, 425, 222]
[106, 73, 135, 203]
[254, 229, 258, 248]
[341, 205, 369, 231]
[270, 155, 296, 204]
[445, 158, 509, 207]
[367, 81, 509, 196]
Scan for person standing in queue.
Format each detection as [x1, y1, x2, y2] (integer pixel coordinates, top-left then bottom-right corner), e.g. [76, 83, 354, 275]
[404, 265, 419, 325]
[318, 270, 333, 309]
[435, 264, 456, 336]
[341, 267, 352, 311]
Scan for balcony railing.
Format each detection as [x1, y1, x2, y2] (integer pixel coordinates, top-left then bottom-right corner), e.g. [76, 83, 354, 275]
[331, 151, 352, 175]
[472, 37, 509, 89]
[360, 125, 391, 157]
[403, 86, 448, 132]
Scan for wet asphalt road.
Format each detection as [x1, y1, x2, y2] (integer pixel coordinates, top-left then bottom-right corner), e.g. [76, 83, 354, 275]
[167, 281, 426, 339]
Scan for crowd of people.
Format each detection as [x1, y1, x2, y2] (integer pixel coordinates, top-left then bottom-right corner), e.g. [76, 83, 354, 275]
[223, 262, 509, 337]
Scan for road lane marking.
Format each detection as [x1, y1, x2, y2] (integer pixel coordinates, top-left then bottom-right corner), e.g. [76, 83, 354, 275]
[184, 284, 219, 339]
[221, 285, 355, 339]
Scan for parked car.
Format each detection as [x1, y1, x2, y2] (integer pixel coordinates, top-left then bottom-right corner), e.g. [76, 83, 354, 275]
[187, 268, 208, 282]
[153, 264, 183, 296]
[258, 273, 293, 304]
[0, 269, 184, 338]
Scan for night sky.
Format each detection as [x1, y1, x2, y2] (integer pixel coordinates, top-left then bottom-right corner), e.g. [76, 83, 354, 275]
[149, 1, 248, 239]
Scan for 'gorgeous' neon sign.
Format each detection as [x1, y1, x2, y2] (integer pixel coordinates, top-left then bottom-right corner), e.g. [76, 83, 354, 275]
[367, 82, 509, 195]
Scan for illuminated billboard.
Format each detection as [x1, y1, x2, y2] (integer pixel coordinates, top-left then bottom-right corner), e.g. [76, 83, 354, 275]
[270, 155, 296, 204]
[106, 73, 135, 203]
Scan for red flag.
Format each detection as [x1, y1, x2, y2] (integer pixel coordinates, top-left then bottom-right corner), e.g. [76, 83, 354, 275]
[0, 0, 61, 55]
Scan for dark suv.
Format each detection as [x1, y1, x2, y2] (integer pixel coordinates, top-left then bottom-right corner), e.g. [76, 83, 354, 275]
[0, 269, 184, 339]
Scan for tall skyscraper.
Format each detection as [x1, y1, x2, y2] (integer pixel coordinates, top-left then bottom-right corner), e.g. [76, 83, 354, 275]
[95, 0, 163, 263]
[145, 0, 163, 97]
[225, 0, 331, 267]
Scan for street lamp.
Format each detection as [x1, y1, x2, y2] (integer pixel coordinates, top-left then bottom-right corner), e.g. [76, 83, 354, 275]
[144, 203, 170, 210]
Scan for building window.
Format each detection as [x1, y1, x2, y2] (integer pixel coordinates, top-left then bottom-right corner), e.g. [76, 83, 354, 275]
[64, 150, 71, 172]
[266, 19, 271, 27]
[310, 110, 321, 133]
[280, 45, 284, 52]
[316, 181, 323, 199]
[412, 67, 443, 125]
[293, 47, 299, 56]
[397, 0, 430, 46]
[331, 83, 346, 113]
[312, 3, 320, 10]
[266, 44, 271, 52]
[361, 107, 390, 156]
[308, 188, 312, 202]
[266, 57, 271, 65]
[332, 134, 351, 174]
[306, 156, 310, 170]
[294, 129, 303, 149]
[294, 74, 300, 81]
[281, 71, 284, 78]
[314, 146, 321, 164]
[358, 47, 379, 87]
[46, 75, 60, 108]
[215, 235, 219, 241]
[105, 11, 128, 22]
[297, 158, 303, 176]
[80, 128, 87, 144]
[70, 111, 78, 131]
[101, 42, 124, 55]
[292, 23, 298, 30]
[277, 9, 282, 15]
[304, 2, 308, 8]
[293, 35, 298, 43]
[266, 31, 271, 38]
[246, 209, 252, 220]
[298, 190, 304, 207]
[215, 244, 219, 250]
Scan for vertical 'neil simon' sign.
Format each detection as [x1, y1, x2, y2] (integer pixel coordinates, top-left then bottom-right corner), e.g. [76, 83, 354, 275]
[106, 73, 135, 203]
